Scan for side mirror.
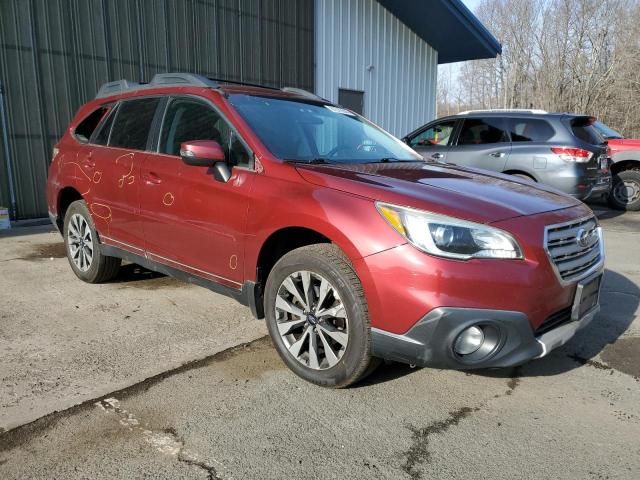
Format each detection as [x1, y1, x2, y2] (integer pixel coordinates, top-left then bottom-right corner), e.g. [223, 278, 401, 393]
[180, 140, 231, 182]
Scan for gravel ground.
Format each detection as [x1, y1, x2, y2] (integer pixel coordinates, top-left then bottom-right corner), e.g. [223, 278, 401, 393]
[0, 208, 638, 479]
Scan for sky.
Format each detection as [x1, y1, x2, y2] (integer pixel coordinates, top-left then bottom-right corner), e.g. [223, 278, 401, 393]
[462, 0, 482, 12]
[440, 0, 485, 98]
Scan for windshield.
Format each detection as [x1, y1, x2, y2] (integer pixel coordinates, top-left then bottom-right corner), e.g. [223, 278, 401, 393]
[594, 121, 623, 139]
[228, 94, 423, 163]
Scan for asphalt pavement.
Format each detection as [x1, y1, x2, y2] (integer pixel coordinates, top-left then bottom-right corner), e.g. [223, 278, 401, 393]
[0, 208, 638, 479]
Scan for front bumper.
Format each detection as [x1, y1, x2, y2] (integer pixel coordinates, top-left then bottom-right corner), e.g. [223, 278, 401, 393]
[371, 303, 599, 369]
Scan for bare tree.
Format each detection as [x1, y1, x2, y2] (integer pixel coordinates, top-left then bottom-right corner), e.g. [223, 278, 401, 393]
[440, 0, 640, 136]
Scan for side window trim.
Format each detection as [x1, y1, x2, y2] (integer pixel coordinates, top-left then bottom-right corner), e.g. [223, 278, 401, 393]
[157, 94, 255, 171]
[147, 96, 169, 152]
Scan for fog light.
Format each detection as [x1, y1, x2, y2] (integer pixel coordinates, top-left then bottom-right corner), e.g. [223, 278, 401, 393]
[454, 326, 484, 355]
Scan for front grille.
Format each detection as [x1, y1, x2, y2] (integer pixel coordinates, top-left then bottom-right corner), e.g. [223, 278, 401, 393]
[536, 307, 572, 335]
[545, 216, 602, 283]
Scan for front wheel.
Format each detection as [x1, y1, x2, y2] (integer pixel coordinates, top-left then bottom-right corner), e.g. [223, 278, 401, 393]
[264, 244, 377, 388]
[609, 169, 640, 211]
[63, 200, 121, 283]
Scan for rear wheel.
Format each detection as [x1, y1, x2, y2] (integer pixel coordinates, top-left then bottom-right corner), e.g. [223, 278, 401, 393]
[63, 200, 121, 283]
[609, 169, 640, 211]
[264, 244, 377, 388]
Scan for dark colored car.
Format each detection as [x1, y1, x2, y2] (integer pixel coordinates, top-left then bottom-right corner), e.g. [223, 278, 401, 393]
[47, 74, 604, 387]
[403, 109, 611, 201]
[592, 121, 640, 211]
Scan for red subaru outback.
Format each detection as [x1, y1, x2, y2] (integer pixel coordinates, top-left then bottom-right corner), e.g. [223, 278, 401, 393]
[47, 73, 604, 387]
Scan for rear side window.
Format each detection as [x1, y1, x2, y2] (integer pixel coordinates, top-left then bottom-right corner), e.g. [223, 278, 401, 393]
[457, 118, 508, 145]
[571, 123, 604, 145]
[507, 118, 555, 142]
[74, 106, 109, 143]
[93, 105, 118, 145]
[109, 98, 161, 150]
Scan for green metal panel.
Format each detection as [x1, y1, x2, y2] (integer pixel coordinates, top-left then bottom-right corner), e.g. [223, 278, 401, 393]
[0, 0, 314, 219]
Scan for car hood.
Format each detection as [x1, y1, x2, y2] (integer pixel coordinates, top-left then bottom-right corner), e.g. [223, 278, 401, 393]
[295, 161, 582, 224]
[608, 138, 640, 149]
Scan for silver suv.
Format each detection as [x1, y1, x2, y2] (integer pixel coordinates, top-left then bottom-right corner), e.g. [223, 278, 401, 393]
[403, 109, 611, 201]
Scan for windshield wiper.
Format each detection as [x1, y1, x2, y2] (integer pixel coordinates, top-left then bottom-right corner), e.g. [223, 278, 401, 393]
[284, 158, 333, 165]
[367, 158, 422, 163]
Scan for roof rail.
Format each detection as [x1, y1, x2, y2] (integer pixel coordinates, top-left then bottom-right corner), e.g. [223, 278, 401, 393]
[281, 87, 326, 102]
[96, 79, 142, 99]
[207, 77, 280, 90]
[458, 108, 548, 115]
[95, 72, 219, 99]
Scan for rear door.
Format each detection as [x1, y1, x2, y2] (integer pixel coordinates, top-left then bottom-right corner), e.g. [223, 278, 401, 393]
[406, 119, 457, 162]
[446, 117, 511, 171]
[504, 116, 557, 176]
[86, 97, 162, 251]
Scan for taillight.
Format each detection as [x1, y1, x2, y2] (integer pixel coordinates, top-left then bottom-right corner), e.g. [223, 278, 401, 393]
[550, 147, 593, 163]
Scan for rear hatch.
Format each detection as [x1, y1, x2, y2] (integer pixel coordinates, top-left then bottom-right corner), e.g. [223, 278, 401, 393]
[564, 115, 609, 176]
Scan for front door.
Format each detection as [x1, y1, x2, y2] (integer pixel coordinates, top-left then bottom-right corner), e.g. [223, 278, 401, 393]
[140, 97, 255, 287]
[446, 117, 511, 172]
[406, 119, 457, 163]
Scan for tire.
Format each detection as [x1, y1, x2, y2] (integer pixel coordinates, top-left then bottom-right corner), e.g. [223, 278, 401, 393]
[608, 169, 640, 211]
[63, 200, 121, 283]
[264, 244, 376, 388]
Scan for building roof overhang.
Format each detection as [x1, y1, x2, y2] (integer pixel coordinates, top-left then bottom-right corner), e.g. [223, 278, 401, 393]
[377, 0, 502, 64]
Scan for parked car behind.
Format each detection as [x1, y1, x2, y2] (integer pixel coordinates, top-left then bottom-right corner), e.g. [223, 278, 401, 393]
[592, 120, 640, 211]
[48, 75, 604, 388]
[403, 109, 611, 201]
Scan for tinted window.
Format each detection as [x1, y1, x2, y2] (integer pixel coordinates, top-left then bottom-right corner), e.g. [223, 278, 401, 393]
[457, 118, 508, 145]
[159, 98, 253, 169]
[593, 121, 622, 140]
[228, 94, 421, 164]
[507, 118, 555, 142]
[409, 120, 456, 147]
[109, 98, 160, 150]
[75, 106, 109, 143]
[571, 124, 604, 145]
[93, 105, 118, 146]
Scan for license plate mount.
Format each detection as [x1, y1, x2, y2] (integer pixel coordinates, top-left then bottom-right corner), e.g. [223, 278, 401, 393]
[571, 273, 602, 321]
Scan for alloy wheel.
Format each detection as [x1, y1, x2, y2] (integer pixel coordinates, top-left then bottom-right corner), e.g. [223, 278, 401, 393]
[274, 270, 349, 370]
[67, 213, 94, 272]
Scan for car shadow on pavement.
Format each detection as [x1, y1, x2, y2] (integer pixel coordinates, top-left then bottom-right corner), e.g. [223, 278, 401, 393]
[110, 263, 167, 283]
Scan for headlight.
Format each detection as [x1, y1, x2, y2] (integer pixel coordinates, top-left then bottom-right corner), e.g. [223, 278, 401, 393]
[376, 202, 523, 260]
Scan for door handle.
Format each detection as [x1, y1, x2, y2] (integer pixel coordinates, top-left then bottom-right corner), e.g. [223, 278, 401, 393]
[143, 172, 162, 185]
[489, 152, 506, 158]
[431, 153, 444, 160]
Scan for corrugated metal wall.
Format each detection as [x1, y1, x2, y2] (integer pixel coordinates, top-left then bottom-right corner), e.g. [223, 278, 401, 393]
[0, 0, 314, 220]
[315, 0, 438, 138]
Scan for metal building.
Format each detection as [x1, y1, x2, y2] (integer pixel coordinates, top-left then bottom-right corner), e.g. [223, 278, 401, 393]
[0, 0, 499, 220]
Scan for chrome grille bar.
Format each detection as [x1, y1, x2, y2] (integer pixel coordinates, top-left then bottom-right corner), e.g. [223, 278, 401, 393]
[544, 215, 604, 284]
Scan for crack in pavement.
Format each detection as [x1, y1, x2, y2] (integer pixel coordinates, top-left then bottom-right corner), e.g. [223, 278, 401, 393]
[402, 406, 479, 480]
[96, 398, 226, 480]
[402, 368, 522, 479]
[0, 337, 269, 452]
